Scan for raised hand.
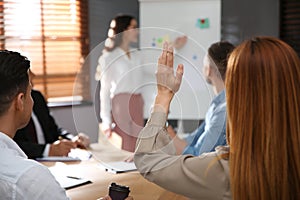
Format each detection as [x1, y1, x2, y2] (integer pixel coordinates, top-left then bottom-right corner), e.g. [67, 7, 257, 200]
[154, 43, 184, 113]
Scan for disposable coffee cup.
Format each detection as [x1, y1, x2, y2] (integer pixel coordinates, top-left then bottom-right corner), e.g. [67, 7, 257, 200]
[109, 182, 130, 200]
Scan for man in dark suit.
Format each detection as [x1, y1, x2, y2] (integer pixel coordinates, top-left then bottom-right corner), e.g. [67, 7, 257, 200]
[14, 70, 89, 159]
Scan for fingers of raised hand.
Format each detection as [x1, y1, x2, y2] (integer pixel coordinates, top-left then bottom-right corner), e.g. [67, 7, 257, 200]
[156, 42, 184, 93]
[166, 45, 174, 68]
[159, 42, 173, 67]
[159, 42, 168, 66]
[171, 67, 183, 93]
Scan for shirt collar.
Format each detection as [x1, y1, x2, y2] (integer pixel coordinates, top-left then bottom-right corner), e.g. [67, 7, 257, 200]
[211, 90, 226, 105]
[0, 132, 28, 158]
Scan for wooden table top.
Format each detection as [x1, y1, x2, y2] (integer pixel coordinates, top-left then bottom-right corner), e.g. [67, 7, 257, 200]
[41, 134, 187, 200]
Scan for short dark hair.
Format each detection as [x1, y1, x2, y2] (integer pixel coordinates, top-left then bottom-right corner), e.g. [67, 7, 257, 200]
[208, 41, 235, 80]
[0, 50, 30, 116]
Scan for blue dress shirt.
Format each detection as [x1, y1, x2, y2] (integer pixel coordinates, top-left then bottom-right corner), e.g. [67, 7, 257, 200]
[182, 90, 226, 155]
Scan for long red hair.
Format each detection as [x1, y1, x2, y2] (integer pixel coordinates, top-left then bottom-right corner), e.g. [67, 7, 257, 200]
[225, 37, 300, 199]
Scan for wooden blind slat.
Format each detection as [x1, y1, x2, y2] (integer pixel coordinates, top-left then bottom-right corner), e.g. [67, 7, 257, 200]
[0, 0, 90, 102]
[280, 0, 300, 57]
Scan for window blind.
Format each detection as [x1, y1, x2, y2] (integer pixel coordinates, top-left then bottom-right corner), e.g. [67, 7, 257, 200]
[0, 0, 90, 102]
[280, 0, 300, 57]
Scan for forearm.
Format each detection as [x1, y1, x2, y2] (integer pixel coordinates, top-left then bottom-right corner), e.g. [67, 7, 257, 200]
[100, 81, 112, 129]
[135, 112, 174, 154]
[153, 93, 173, 114]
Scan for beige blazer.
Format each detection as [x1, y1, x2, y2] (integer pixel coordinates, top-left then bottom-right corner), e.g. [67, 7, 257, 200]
[134, 112, 231, 200]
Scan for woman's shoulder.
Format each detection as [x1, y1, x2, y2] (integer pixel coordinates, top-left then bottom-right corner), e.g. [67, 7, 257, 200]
[100, 48, 119, 59]
[129, 47, 142, 56]
[99, 48, 122, 66]
[201, 146, 230, 181]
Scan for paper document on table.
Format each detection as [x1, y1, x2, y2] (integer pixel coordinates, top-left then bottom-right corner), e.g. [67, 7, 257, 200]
[36, 148, 92, 162]
[100, 161, 137, 174]
[49, 168, 92, 190]
[55, 175, 92, 190]
[68, 148, 92, 160]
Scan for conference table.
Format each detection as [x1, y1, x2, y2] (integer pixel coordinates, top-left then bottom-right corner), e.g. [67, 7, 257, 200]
[41, 133, 188, 200]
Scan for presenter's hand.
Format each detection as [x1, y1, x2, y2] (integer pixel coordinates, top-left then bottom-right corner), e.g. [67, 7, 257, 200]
[173, 35, 187, 50]
[124, 153, 134, 162]
[103, 128, 112, 138]
[49, 139, 77, 156]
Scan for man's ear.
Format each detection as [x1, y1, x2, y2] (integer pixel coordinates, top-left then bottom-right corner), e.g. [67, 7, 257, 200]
[15, 93, 25, 111]
[206, 65, 214, 77]
[210, 65, 220, 77]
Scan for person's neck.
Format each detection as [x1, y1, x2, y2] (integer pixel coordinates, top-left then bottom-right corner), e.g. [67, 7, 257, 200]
[0, 115, 17, 139]
[119, 42, 131, 58]
[211, 78, 225, 95]
[119, 42, 129, 52]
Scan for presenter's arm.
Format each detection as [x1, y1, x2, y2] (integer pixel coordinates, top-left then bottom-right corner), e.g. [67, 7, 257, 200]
[99, 56, 113, 137]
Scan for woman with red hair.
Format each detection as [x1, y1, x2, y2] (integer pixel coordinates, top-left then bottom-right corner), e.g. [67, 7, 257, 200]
[134, 38, 300, 200]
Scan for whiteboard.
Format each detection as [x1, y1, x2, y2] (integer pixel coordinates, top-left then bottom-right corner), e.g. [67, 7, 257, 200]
[139, 0, 221, 119]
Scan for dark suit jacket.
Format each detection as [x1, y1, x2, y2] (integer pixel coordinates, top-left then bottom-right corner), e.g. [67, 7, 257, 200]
[14, 90, 71, 159]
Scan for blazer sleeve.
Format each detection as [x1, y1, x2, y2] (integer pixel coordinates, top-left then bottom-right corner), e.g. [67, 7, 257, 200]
[134, 112, 229, 199]
[13, 131, 46, 159]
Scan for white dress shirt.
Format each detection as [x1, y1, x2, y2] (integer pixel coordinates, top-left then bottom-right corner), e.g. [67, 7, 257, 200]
[31, 112, 50, 156]
[31, 112, 45, 144]
[0, 132, 69, 200]
[98, 47, 145, 129]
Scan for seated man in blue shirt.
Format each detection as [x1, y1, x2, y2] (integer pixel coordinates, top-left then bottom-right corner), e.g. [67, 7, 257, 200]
[167, 41, 235, 156]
